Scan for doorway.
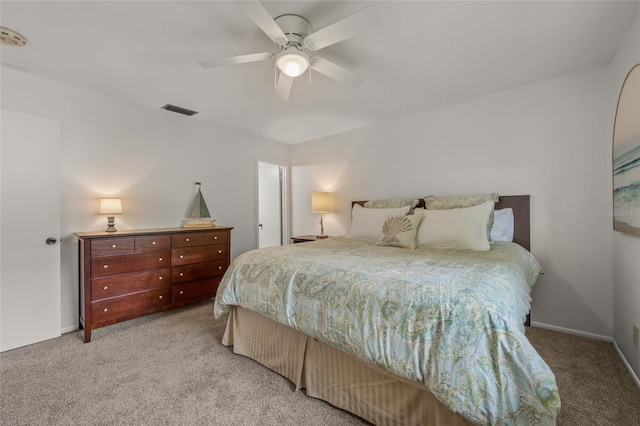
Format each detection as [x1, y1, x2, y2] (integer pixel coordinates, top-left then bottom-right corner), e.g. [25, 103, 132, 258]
[257, 159, 288, 248]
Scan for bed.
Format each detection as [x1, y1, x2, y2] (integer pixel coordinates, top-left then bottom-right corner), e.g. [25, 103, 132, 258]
[214, 195, 560, 425]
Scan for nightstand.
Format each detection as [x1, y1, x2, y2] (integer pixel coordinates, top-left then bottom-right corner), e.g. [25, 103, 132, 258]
[291, 235, 329, 244]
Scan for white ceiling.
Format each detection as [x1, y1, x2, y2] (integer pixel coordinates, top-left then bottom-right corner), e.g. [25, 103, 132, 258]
[1, 1, 638, 145]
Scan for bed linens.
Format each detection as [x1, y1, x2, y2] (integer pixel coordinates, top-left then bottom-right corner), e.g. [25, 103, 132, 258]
[214, 237, 559, 425]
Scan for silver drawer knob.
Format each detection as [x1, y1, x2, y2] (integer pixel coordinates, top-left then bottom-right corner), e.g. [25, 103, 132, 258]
[214, 236, 218, 240]
[103, 265, 108, 269]
[179, 272, 184, 277]
[112, 244, 116, 248]
[185, 238, 190, 242]
[103, 308, 108, 312]
[218, 266, 222, 270]
[218, 250, 222, 254]
[152, 241, 156, 245]
[180, 255, 183, 259]
[158, 257, 163, 261]
[103, 286, 108, 290]
[159, 295, 163, 299]
[159, 276, 163, 280]
[179, 290, 184, 295]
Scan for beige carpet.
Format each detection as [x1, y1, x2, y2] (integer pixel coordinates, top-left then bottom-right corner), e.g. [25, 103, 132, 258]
[1, 300, 639, 425]
[525, 326, 640, 425]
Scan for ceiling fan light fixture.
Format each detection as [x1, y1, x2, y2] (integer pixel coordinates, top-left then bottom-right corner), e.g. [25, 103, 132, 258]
[276, 49, 309, 78]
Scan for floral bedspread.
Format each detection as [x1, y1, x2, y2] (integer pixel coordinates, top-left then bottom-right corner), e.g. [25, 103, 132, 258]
[214, 237, 560, 425]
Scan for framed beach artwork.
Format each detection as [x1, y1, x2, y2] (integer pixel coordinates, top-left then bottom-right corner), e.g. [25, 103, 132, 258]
[613, 63, 640, 237]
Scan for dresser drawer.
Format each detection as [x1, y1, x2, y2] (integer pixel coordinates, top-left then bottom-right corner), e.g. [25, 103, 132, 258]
[135, 235, 171, 252]
[200, 231, 228, 245]
[91, 268, 170, 300]
[171, 260, 227, 284]
[91, 238, 135, 257]
[172, 277, 221, 303]
[171, 245, 227, 266]
[91, 250, 170, 278]
[91, 288, 170, 323]
[171, 230, 228, 248]
[171, 233, 204, 248]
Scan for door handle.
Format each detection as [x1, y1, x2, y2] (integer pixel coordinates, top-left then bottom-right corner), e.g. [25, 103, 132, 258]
[46, 237, 57, 245]
[258, 224, 263, 230]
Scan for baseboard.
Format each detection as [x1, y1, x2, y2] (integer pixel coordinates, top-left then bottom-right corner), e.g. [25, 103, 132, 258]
[612, 339, 640, 391]
[61, 325, 79, 334]
[530, 321, 611, 342]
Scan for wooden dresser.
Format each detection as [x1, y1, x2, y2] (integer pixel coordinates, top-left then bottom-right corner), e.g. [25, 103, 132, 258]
[76, 226, 232, 342]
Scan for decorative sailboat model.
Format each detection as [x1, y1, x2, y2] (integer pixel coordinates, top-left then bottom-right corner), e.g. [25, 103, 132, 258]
[182, 182, 216, 228]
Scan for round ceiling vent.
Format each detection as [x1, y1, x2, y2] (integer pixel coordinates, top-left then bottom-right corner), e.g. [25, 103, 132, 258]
[1, 28, 27, 46]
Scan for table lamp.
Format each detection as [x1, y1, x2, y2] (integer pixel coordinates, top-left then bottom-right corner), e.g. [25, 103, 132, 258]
[311, 191, 330, 238]
[100, 198, 122, 232]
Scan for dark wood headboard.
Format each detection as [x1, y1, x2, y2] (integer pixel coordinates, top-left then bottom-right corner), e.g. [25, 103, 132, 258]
[353, 195, 531, 251]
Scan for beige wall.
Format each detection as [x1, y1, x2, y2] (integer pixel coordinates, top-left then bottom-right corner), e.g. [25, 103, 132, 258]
[1, 67, 290, 333]
[291, 66, 613, 338]
[609, 11, 640, 378]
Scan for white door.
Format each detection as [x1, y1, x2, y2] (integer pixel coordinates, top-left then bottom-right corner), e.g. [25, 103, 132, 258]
[1, 109, 61, 351]
[258, 161, 286, 248]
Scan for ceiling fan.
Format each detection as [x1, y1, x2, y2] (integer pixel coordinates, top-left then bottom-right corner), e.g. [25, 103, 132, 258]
[198, 1, 379, 100]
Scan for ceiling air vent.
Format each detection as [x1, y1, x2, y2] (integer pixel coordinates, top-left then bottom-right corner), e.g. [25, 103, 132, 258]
[161, 104, 198, 116]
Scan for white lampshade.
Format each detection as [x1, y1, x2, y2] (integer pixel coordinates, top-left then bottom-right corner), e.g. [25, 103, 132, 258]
[276, 49, 310, 78]
[100, 198, 122, 215]
[312, 192, 330, 213]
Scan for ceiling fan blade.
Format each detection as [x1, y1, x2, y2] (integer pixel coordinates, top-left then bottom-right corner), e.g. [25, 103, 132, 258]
[303, 6, 380, 51]
[275, 72, 294, 101]
[238, 0, 288, 46]
[310, 57, 364, 87]
[198, 52, 274, 68]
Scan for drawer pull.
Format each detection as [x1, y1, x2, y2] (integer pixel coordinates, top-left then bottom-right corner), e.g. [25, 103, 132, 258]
[218, 250, 222, 254]
[158, 257, 163, 261]
[180, 255, 184, 259]
[159, 295, 163, 299]
[103, 286, 108, 290]
[103, 308, 108, 312]
[103, 265, 108, 269]
[112, 244, 116, 248]
[214, 236, 218, 240]
[179, 272, 184, 277]
[185, 238, 190, 242]
[152, 241, 156, 245]
[179, 290, 184, 295]
[218, 266, 222, 270]
[159, 276, 163, 280]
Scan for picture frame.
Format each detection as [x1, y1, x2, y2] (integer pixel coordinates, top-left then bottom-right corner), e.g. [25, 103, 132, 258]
[612, 63, 640, 237]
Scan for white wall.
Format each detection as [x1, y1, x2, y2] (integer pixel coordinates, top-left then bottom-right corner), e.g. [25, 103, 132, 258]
[291, 67, 613, 338]
[609, 12, 640, 376]
[1, 67, 290, 333]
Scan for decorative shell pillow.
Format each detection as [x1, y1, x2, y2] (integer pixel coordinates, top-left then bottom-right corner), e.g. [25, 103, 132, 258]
[349, 204, 411, 241]
[424, 193, 499, 239]
[376, 215, 423, 249]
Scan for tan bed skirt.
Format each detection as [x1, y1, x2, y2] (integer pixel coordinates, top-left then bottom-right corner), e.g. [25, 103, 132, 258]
[222, 306, 473, 426]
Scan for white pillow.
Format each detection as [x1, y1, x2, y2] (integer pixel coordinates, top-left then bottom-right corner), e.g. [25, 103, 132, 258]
[491, 208, 514, 242]
[414, 201, 493, 251]
[349, 204, 411, 241]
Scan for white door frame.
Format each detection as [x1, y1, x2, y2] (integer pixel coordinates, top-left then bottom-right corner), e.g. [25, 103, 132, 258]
[256, 158, 290, 247]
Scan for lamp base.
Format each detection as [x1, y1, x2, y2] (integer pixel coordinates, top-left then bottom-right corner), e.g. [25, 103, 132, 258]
[105, 216, 117, 233]
[316, 234, 329, 239]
